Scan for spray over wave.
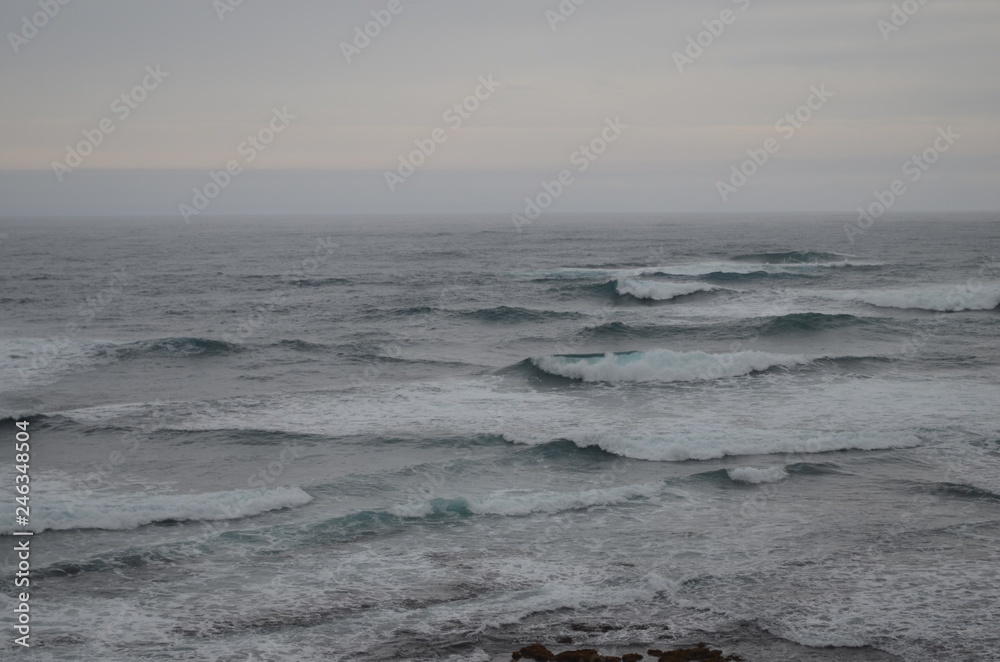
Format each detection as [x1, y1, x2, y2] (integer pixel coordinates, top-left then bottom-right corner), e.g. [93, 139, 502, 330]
[726, 466, 790, 484]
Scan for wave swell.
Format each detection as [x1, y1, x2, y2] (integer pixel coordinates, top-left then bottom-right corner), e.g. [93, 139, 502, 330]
[2, 486, 313, 534]
[730, 251, 855, 264]
[756, 312, 878, 334]
[97, 337, 246, 359]
[458, 306, 583, 323]
[576, 313, 885, 342]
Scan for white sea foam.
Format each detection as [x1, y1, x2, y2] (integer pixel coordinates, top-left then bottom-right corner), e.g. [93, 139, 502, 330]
[516, 429, 922, 462]
[727, 466, 790, 484]
[59, 375, 997, 465]
[532, 349, 810, 382]
[442, 650, 490, 662]
[1, 485, 313, 533]
[614, 278, 719, 300]
[389, 483, 660, 518]
[828, 286, 1000, 312]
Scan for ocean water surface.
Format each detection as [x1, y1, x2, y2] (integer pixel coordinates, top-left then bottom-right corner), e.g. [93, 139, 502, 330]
[1, 213, 998, 661]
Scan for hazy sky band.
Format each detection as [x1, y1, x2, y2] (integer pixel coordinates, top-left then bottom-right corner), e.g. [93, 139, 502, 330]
[1, 0, 997, 215]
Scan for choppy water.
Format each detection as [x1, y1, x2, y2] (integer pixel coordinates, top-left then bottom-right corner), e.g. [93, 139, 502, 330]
[1, 214, 999, 661]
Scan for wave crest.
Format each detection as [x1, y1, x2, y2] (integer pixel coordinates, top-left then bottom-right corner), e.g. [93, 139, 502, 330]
[530, 349, 810, 383]
[843, 287, 1000, 312]
[614, 279, 721, 301]
[726, 466, 790, 484]
[504, 429, 921, 462]
[388, 483, 660, 518]
[634, 260, 881, 277]
[575, 313, 885, 342]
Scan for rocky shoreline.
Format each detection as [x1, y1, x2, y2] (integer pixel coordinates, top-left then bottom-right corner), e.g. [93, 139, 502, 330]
[510, 642, 744, 662]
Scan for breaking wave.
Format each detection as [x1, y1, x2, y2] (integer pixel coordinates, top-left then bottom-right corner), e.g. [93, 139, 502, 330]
[388, 483, 660, 518]
[726, 466, 790, 484]
[520, 257, 882, 281]
[503, 429, 921, 462]
[529, 350, 811, 383]
[836, 287, 1000, 312]
[613, 279, 722, 301]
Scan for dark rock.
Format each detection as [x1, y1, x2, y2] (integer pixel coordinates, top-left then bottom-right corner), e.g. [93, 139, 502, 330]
[557, 637, 574, 644]
[514, 643, 555, 661]
[652, 642, 743, 661]
[511, 642, 738, 662]
[554, 650, 600, 662]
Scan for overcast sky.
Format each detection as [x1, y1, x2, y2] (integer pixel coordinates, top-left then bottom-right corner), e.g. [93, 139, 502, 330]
[1, 0, 998, 217]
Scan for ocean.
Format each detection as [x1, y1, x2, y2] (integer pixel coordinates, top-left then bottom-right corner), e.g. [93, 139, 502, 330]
[1, 213, 998, 661]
